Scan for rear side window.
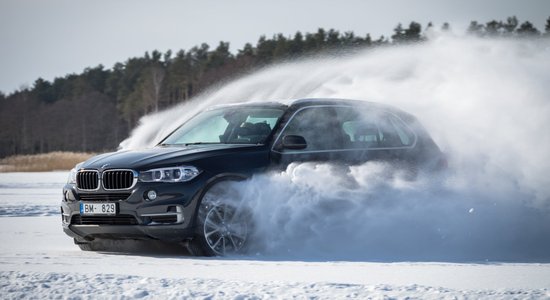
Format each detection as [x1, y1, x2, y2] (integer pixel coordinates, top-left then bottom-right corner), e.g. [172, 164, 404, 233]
[389, 115, 414, 146]
[342, 110, 415, 149]
[342, 120, 381, 147]
[377, 115, 415, 147]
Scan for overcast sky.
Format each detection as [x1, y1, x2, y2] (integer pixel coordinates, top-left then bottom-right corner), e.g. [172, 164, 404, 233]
[1, 0, 548, 94]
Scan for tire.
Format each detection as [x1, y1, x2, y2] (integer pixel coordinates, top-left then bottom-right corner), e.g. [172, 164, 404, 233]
[188, 181, 252, 256]
[74, 238, 106, 251]
[76, 243, 94, 251]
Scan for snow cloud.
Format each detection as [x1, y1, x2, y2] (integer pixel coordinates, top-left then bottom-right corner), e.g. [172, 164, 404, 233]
[121, 34, 550, 261]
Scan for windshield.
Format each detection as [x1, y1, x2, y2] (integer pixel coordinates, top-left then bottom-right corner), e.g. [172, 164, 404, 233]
[160, 106, 285, 146]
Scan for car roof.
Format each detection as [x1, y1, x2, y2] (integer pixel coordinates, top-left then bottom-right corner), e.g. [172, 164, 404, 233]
[211, 98, 383, 108]
[207, 98, 415, 121]
[288, 98, 375, 107]
[289, 98, 415, 120]
[207, 101, 288, 110]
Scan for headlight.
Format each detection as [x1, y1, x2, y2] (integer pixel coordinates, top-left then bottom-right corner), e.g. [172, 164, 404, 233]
[67, 162, 84, 184]
[139, 166, 201, 183]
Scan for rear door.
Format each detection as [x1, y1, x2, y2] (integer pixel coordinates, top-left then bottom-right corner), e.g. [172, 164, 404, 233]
[270, 105, 417, 166]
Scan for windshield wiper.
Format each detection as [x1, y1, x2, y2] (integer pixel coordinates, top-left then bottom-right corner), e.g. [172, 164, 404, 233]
[157, 142, 219, 147]
[183, 142, 221, 146]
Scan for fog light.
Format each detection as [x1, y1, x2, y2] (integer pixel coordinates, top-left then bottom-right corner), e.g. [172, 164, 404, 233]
[147, 190, 157, 201]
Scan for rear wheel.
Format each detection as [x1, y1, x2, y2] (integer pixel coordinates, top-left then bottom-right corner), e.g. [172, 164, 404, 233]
[74, 238, 107, 251]
[188, 181, 251, 256]
[76, 242, 94, 251]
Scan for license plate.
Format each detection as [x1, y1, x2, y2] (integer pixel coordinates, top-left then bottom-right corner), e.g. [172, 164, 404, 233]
[80, 203, 117, 216]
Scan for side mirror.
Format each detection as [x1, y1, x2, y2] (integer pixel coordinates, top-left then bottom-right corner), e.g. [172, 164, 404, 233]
[282, 135, 307, 150]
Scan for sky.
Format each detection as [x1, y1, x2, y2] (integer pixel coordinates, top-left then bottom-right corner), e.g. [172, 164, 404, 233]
[0, 0, 549, 94]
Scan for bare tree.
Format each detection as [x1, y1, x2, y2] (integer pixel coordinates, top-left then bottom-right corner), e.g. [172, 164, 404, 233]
[150, 65, 165, 112]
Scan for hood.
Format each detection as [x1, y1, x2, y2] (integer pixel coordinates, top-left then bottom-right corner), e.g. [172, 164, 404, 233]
[80, 144, 263, 171]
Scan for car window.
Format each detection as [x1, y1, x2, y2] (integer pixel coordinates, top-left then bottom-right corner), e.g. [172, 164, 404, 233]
[388, 115, 414, 146]
[245, 116, 279, 129]
[377, 115, 415, 147]
[176, 113, 229, 143]
[343, 120, 381, 147]
[277, 105, 415, 151]
[278, 106, 352, 151]
[162, 107, 284, 145]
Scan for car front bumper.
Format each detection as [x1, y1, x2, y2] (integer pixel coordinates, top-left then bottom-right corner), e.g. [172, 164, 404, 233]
[61, 178, 206, 243]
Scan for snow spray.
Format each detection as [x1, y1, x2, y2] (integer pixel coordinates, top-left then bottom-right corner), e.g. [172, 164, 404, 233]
[120, 34, 550, 261]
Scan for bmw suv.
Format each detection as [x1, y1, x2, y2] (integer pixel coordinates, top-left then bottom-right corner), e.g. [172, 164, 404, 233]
[61, 98, 445, 256]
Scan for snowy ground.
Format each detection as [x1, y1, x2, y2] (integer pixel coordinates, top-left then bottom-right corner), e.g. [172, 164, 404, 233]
[1, 172, 549, 299]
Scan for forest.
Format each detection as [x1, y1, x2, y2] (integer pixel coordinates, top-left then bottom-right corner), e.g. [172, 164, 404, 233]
[1, 17, 548, 158]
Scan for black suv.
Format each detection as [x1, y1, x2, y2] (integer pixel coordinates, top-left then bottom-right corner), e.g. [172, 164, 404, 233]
[61, 98, 444, 256]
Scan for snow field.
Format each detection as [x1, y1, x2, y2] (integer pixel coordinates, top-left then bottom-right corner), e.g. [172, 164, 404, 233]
[2, 271, 550, 300]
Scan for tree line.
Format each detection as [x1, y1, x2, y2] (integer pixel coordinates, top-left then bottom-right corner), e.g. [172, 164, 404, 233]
[1, 17, 549, 158]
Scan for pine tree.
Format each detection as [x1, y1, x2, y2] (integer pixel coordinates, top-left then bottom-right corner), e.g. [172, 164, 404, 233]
[392, 22, 422, 43]
[237, 43, 255, 58]
[516, 21, 540, 36]
[364, 34, 372, 46]
[391, 23, 405, 43]
[485, 20, 502, 36]
[32, 78, 55, 103]
[273, 34, 289, 59]
[207, 41, 232, 69]
[288, 32, 304, 56]
[503, 16, 518, 35]
[326, 29, 340, 47]
[314, 28, 327, 48]
[467, 21, 484, 35]
[404, 22, 422, 41]
[256, 36, 276, 63]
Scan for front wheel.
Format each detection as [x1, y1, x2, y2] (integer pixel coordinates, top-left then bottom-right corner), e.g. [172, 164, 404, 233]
[188, 181, 252, 256]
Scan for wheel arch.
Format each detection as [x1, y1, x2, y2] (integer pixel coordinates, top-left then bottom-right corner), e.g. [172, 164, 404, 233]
[189, 172, 249, 229]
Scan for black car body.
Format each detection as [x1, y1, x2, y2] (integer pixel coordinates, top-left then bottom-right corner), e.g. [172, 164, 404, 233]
[61, 98, 444, 255]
